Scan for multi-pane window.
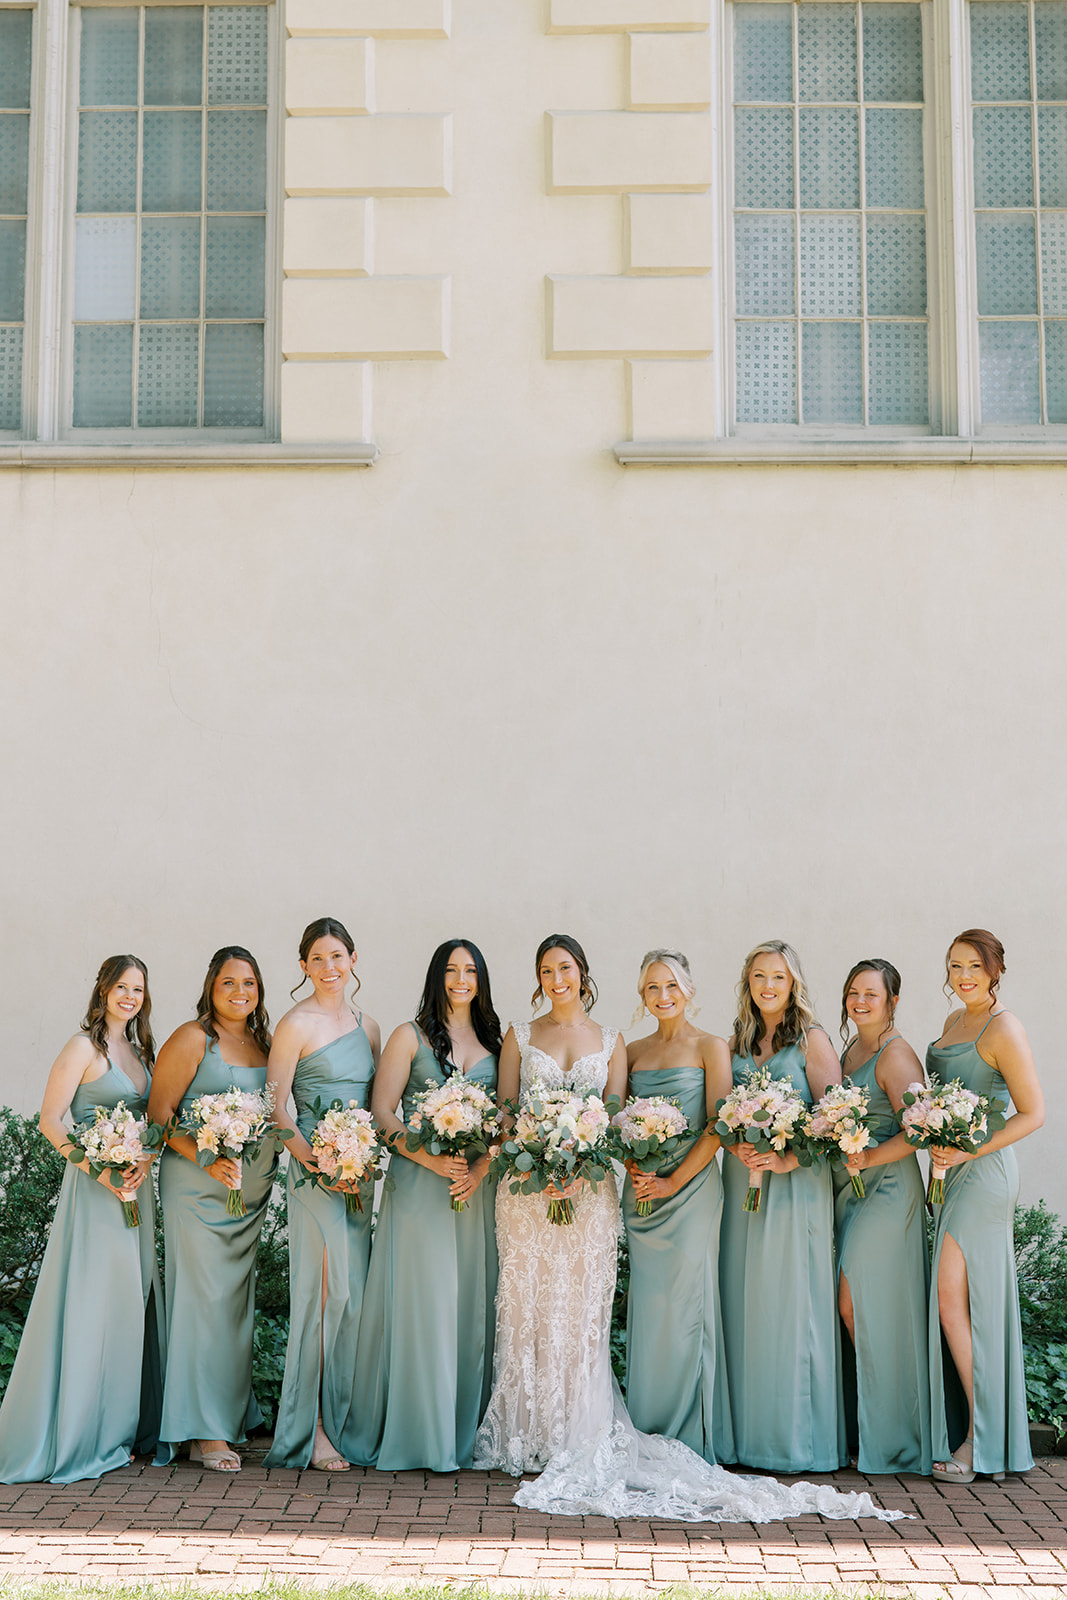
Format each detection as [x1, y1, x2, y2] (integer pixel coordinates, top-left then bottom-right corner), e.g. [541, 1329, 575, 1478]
[72, 4, 268, 432]
[0, 10, 32, 433]
[732, 2, 929, 427]
[972, 0, 1067, 422]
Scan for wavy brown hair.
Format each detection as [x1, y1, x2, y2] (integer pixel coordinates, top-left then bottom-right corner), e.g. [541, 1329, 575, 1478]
[733, 940, 817, 1060]
[531, 934, 598, 1014]
[82, 954, 155, 1066]
[839, 958, 901, 1046]
[195, 946, 271, 1059]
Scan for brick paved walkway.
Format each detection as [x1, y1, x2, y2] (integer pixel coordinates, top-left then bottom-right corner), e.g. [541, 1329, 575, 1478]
[1, 1450, 1066, 1595]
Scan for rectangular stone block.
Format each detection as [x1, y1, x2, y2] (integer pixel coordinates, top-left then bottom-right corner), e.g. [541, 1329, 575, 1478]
[287, 0, 449, 35]
[628, 358, 716, 437]
[549, 0, 709, 31]
[628, 32, 710, 108]
[283, 276, 450, 358]
[280, 361, 373, 442]
[626, 193, 713, 272]
[548, 111, 711, 193]
[286, 38, 373, 114]
[548, 274, 715, 357]
[285, 114, 452, 195]
[283, 198, 373, 275]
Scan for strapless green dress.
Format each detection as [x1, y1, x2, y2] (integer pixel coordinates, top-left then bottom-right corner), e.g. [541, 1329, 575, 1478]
[0, 1060, 165, 1482]
[719, 1038, 846, 1473]
[348, 1032, 498, 1471]
[265, 1025, 376, 1468]
[927, 1028, 1032, 1475]
[834, 1046, 931, 1474]
[622, 1065, 734, 1464]
[156, 1038, 276, 1458]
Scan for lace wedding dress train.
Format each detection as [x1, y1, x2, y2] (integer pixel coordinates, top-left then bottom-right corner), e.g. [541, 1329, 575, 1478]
[473, 1022, 905, 1523]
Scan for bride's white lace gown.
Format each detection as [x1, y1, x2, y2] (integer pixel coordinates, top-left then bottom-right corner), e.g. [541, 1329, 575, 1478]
[473, 1022, 904, 1523]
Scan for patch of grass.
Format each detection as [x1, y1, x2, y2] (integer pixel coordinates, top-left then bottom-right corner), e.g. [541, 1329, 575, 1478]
[0, 1583, 923, 1600]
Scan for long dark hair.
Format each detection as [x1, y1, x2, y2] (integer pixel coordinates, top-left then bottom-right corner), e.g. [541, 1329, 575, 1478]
[196, 946, 271, 1059]
[415, 939, 503, 1075]
[531, 933, 598, 1014]
[82, 954, 155, 1067]
[839, 958, 901, 1045]
[291, 916, 360, 1000]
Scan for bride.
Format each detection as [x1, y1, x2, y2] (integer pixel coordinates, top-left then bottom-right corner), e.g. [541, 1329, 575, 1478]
[473, 934, 905, 1524]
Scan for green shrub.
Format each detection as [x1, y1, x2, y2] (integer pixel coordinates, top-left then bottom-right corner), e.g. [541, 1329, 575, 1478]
[610, 1235, 628, 1385]
[0, 1108, 66, 1308]
[251, 1311, 290, 1430]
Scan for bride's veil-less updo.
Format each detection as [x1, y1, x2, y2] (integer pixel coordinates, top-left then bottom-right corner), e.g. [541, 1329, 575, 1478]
[531, 934, 598, 1014]
[733, 940, 817, 1060]
[631, 949, 697, 1025]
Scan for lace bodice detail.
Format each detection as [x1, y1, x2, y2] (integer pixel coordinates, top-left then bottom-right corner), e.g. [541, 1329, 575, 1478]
[511, 1020, 619, 1099]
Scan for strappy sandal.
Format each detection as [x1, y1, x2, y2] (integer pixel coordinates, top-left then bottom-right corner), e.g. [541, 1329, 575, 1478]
[310, 1453, 350, 1472]
[190, 1441, 242, 1472]
[932, 1437, 975, 1484]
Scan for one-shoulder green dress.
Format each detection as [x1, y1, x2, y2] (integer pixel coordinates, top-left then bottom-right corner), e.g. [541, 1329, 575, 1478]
[0, 1060, 165, 1483]
[835, 1045, 931, 1474]
[927, 1027, 1032, 1476]
[719, 1038, 846, 1473]
[156, 1038, 277, 1459]
[348, 1030, 498, 1471]
[265, 1025, 376, 1468]
[622, 1065, 734, 1465]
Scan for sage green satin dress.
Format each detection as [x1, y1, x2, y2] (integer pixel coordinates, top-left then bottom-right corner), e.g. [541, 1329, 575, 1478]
[348, 1032, 498, 1471]
[0, 1061, 165, 1483]
[265, 1025, 375, 1468]
[622, 1065, 734, 1465]
[835, 1046, 931, 1474]
[156, 1038, 277, 1458]
[927, 1028, 1032, 1475]
[718, 1038, 846, 1473]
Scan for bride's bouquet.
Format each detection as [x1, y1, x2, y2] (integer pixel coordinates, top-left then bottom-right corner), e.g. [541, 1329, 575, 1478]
[297, 1097, 387, 1214]
[607, 1095, 690, 1215]
[404, 1076, 502, 1211]
[183, 1085, 288, 1216]
[66, 1100, 166, 1227]
[489, 1083, 613, 1224]
[797, 1082, 879, 1198]
[900, 1077, 1006, 1203]
[714, 1066, 807, 1213]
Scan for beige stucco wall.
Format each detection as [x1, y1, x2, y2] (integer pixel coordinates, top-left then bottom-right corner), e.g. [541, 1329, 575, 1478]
[1, 0, 1061, 1213]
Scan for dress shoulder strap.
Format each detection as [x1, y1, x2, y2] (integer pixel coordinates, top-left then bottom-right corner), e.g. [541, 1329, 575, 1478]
[600, 1026, 619, 1057]
[511, 1019, 531, 1050]
[974, 1010, 1004, 1042]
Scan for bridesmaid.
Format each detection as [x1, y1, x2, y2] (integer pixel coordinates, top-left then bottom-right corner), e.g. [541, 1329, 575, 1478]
[264, 917, 380, 1471]
[718, 940, 846, 1473]
[624, 950, 735, 1464]
[0, 956, 164, 1482]
[835, 959, 931, 1475]
[149, 946, 276, 1471]
[350, 939, 501, 1471]
[928, 929, 1043, 1483]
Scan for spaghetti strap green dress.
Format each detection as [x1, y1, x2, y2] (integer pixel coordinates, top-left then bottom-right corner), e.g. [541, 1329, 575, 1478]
[835, 1045, 931, 1474]
[0, 1060, 165, 1483]
[348, 1030, 498, 1471]
[265, 1025, 376, 1468]
[718, 1037, 846, 1473]
[156, 1038, 277, 1459]
[927, 1025, 1032, 1476]
[622, 1065, 734, 1465]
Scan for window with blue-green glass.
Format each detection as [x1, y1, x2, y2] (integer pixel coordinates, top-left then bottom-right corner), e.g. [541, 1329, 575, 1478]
[72, 4, 268, 432]
[0, 9, 32, 434]
[732, 2, 929, 428]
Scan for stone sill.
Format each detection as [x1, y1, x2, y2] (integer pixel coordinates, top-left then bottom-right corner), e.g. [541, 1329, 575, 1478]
[0, 443, 379, 469]
[615, 438, 1067, 466]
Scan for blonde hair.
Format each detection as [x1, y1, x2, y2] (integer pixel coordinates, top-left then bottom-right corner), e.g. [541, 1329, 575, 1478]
[733, 940, 817, 1060]
[631, 949, 698, 1025]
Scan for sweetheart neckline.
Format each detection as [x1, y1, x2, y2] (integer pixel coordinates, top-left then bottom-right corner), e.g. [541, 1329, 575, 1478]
[521, 1035, 614, 1076]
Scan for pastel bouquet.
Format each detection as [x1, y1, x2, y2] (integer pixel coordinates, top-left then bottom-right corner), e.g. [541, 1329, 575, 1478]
[607, 1094, 690, 1215]
[797, 1081, 880, 1198]
[900, 1077, 1006, 1203]
[298, 1097, 387, 1214]
[182, 1085, 288, 1216]
[66, 1100, 166, 1227]
[489, 1083, 613, 1224]
[404, 1076, 502, 1211]
[714, 1065, 807, 1213]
